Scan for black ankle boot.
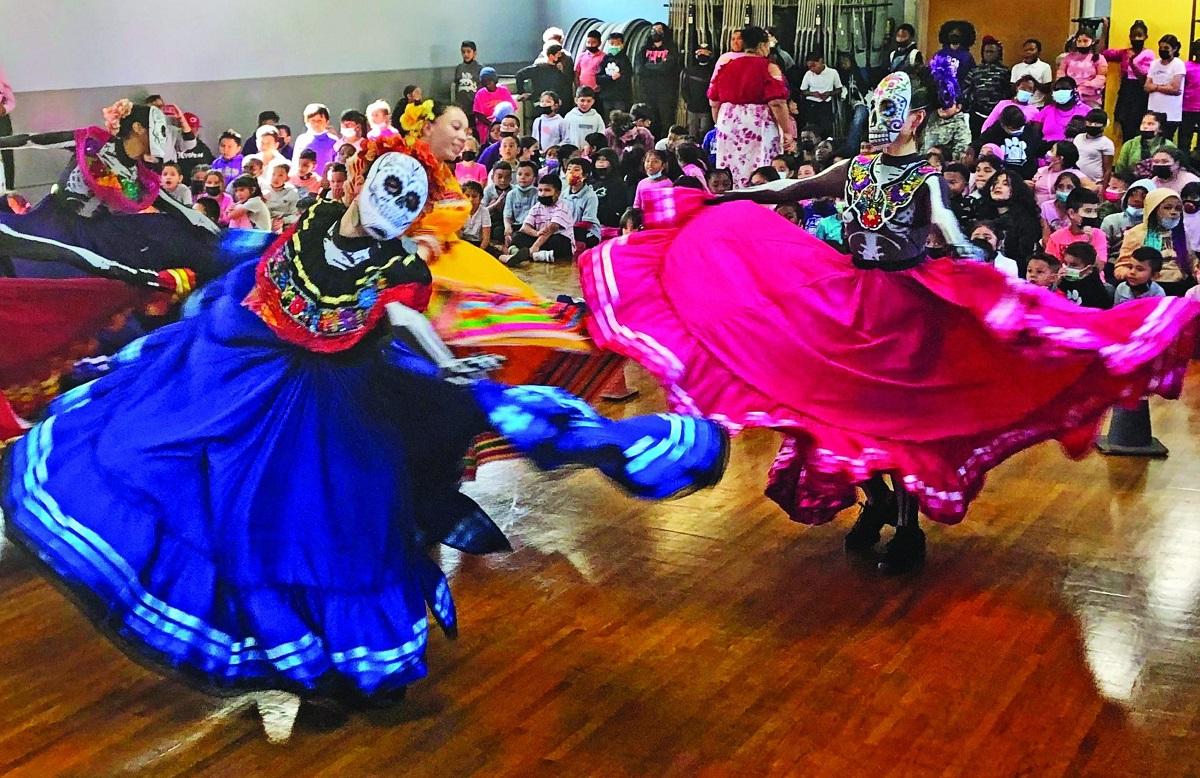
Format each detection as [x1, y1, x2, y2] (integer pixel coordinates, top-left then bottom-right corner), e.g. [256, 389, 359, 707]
[877, 524, 926, 574]
[844, 494, 896, 552]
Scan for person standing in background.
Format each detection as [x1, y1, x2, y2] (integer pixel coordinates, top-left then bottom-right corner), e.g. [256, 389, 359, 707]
[575, 30, 606, 94]
[454, 41, 483, 127]
[1057, 27, 1108, 109]
[636, 22, 682, 137]
[963, 36, 1011, 138]
[1010, 39, 1053, 108]
[0, 61, 14, 189]
[1104, 21, 1156, 143]
[1146, 35, 1186, 141]
[597, 33, 635, 115]
[681, 42, 717, 138]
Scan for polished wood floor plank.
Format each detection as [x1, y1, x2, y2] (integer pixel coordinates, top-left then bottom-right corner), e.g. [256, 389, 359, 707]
[0, 261, 1197, 775]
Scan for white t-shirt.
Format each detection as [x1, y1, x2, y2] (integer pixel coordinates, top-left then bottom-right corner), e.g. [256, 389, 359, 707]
[800, 68, 843, 103]
[1010, 60, 1053, 107]
[1147, 57, 1187, 121]
[1072, 132, 1115, 182]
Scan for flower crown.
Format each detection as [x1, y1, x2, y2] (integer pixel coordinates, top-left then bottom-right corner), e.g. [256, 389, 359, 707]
[399, 99, 436, 143]
[102, 98, 134, 134]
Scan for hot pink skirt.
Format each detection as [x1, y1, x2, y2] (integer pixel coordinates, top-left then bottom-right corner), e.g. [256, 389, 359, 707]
[578, 188, 1200, 525]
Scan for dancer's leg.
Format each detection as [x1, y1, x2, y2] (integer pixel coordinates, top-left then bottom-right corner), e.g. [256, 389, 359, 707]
[845, 473, 896, 552]
[878, 484, 925, 574]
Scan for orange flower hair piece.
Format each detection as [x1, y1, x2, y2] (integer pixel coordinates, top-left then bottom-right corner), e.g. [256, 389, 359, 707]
[102, 98, 134, 134]
[399, 99, 436, 143]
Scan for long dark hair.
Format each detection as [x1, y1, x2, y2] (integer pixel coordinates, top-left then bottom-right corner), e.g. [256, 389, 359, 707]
[980, 169, 1039, 218]
[116, 104, 153, 140]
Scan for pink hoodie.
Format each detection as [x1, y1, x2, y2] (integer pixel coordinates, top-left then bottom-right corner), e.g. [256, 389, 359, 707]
[1057, 52, 1108, 106]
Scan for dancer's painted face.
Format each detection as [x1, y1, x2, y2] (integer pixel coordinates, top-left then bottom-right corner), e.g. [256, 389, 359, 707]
[357, 152, 429, 240]
[868, 73, 914, 146]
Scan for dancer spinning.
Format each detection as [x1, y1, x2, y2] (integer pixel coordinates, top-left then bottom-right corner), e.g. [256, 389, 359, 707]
[579, 67, 1200, 573]
[0, 135, 727, 705]
[0, 99, 222, 286]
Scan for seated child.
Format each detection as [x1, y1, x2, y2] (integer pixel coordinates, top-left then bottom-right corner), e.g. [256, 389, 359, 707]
[1057, 242, 1113, 309]
[483, 161, 514, 236]
[264, 162, 299, 231]
[503, 161, 540, 251]
[505, 174, 575, 264]
[227, 175, 272, 231]
[1024, 253, 1060, 290]
[1113, 246, 1166, 304]
[619, 207, 644, 235]
[455, 138, 488, 187]
[159, 161, 192, 206]
[289, 148, 324, 195]
[459, 180, 491, 247]
[705, 167, 733, 195]
[192, 196, 221, 225]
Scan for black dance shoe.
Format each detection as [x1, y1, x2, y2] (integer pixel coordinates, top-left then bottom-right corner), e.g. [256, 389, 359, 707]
[877, 524, 926, 574]
[844, 495, 897, 552]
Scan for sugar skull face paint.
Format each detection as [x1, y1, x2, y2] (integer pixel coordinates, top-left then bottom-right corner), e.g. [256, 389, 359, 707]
[869, 73, 913, 147]
[357, 152, 429, 241]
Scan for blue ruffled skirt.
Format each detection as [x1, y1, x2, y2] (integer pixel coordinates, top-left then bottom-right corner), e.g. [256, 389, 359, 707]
[1, 260, 727, 697]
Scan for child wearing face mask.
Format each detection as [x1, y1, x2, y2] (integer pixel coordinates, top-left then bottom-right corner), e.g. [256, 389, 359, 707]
[597, 33, 634, 114]
[980, 76, 1042, 133]
[1057, 29, 1108, 109]
[1148, 148, 1199, 192]
[1034, 77, 1092, 142]
[1103, 21, 1156, 141]
[632, 149, 674, 209]
[1101, 179, 1155, 265]
[1146, 35, 1186, 140]
[1115, 111, 1178, 179]
[1039, 171, 1082, 236]
[682, 43, 717, 137]
[531, 91, 568, 151]
[590, 149, 630, 231]
[1182, 181, 1200, 253]
[503, 161, 540, 250]
[1057, 242, 1113, 308]
[1072, 109, 1115, 186]
[1114, 246, 1167, 303]
[1116, 189, 1195, 293]
[201, 170, 234, 225]
[455, 138, 488, 187]
[505, 174, 576, 264]
[575, 31, 605, 91]
[1044, 187, 1108, 265]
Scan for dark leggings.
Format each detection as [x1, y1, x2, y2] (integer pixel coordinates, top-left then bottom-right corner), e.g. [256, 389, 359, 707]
[0, 113, 13, 187]
[1178, 111, 1200, 153]
[513, 230, 574, 259]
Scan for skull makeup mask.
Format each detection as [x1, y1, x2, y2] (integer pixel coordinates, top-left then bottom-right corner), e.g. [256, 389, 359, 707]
[357, 152, 429, 241]
[147, 106, 170, 161]
[868, 72, 915, 147]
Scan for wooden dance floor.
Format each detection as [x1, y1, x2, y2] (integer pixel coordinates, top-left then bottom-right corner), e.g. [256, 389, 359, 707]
[0, 262, 1198, 776]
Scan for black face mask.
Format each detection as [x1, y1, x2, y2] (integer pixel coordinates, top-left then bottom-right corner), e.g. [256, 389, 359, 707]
[1085, 125, 1105, 137]
[586, 44, 600, 53]
[537, 195, 555, 206]
[927, 245, 951, 258]
[1152, 164, 1175, 179]
[534, 105, 552, 115]
[1141, 129, 1158, 141]
[594, 165, 612, 178]
[1081, 215, 1102, 228]
[1159, 48, 1172, 59]
[1131, 39, 1145, 52]
[1076, 45, 1091, 54]
[650, 33, 664, 43]
[696, 54, 712, 65]
[190, 180, 206, 196]
[461, 150, 477, 161]
[204, 185, 222, 197]
[947, 35, 961, 45]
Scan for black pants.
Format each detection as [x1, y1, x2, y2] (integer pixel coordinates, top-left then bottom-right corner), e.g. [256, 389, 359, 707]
[0, 113, 13, 187]
[1162, 121, 1181, 144]
[642, 84, 679, 137]
[573, 227, 599, 248]
[805, 101, 834, 140]
[513, 230, 574, 259]
[1179, 111, 1200, 153]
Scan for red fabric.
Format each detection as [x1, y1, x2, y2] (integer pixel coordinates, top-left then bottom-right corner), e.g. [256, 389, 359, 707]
[0, 277, 149, 386]
[706, 55, 789, 105]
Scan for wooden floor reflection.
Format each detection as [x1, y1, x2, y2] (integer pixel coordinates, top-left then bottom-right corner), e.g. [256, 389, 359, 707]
[1, 262, 1198, 776]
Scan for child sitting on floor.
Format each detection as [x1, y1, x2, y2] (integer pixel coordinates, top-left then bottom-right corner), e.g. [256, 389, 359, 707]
[505, 174, 575, 264]
[459, 180, 491, 247]
[1025, 254, 1061, 290]
[1114, 246, 1166, 304]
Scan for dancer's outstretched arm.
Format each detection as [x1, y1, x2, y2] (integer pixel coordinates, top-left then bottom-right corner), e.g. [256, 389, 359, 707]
[710, 159, 849, 206]
[925, 175, 983, 260]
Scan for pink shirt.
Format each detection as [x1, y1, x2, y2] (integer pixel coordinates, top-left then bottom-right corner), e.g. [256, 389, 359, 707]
[0, 64, 14, 114]
[980, 99, 1040, 134]
[1185, 61, 1200, 113]
[1057, 52, 1108, 106]
[575, 50, 605, 90]
[367, 124, 399, 140]
[1033, 102, 1092, 142]
[632, 176, 674, 209]
[1102, 47, 1155, 81]
[455, 161, 488, 187]
[1044, 225, 1108, 267]
[1033, 166, 1092, 206]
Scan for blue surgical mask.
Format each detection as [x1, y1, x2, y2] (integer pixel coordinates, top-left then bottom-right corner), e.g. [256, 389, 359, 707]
[647, 171, 664, 180]
[1015, 90, 1033, 104]
[1160, 215, 1181, 229]
[1055, 190, 1071, 203]
[1125, 206, 1143, 220]
[1052, 89, 1073, 105]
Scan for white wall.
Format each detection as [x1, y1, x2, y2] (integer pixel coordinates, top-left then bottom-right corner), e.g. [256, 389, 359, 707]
[542, 1, 665, 27]
[2, 0, 543, 92]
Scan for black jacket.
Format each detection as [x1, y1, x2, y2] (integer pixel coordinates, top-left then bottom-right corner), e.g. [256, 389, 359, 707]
[515, 63, 574, 102]
[637, 43, 681, 86]
[597, 53, 635, 102]
[592, 172, 631, 227]
[978, 122, 1045, 181]
[681, 60, 716, 112]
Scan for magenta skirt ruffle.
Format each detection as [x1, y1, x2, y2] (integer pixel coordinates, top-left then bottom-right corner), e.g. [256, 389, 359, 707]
[578, 189, 1200, 525]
